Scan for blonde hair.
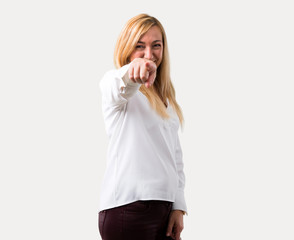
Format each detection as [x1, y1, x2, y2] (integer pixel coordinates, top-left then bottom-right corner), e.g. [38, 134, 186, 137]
[114, 13, 184, 125]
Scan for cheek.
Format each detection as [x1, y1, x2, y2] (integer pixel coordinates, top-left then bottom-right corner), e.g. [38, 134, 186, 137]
[155, 50, 163, 61]
[130, 51, 143, 61]
[158, 52, 162, 59]
[155, 48, 163, 58]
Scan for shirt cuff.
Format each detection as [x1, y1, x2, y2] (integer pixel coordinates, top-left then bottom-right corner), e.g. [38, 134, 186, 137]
[172, 189, 188, 215]
[118, 64, 141, 97]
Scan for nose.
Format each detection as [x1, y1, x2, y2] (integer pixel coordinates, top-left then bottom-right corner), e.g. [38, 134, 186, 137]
[144, 47, 154, 60]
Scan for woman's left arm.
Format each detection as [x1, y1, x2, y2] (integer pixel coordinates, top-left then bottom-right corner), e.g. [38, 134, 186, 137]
[166, 133, 187, 239]
[172, 133, 187, 213]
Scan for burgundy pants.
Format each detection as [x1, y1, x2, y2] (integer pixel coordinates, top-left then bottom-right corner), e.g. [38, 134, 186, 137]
[98, 200, 174, 240]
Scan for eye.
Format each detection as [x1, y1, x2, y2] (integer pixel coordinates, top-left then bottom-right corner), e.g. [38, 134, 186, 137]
[135, 45, 145, 49]
[153, 44, 162, 48]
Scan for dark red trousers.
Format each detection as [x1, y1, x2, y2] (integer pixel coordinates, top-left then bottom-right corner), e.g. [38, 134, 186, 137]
[98, 200, 174, 240]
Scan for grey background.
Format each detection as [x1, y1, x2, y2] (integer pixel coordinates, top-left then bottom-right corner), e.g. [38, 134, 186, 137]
[0, 0, 293, 239]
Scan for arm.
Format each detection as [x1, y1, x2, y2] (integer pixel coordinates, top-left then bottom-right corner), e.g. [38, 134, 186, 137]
[166, 133, 187, 240]
[172, 133, 187, 213]
[99, 64, 141, 108]
[99, 58, 156, 107]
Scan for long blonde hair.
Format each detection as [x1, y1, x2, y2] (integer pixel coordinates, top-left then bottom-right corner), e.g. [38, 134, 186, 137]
[114, 13, 184, 125]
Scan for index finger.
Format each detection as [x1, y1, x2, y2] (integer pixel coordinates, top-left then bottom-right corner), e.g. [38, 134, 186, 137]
[145, 69, 156, 88]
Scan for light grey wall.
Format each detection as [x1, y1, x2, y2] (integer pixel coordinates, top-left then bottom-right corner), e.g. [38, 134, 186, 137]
[1, 0, 293, 239]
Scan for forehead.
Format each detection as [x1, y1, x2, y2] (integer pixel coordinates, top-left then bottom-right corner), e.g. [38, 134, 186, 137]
[139, 25, 163, 41]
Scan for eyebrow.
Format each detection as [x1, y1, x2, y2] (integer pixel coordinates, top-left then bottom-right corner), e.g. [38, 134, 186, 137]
[137, 40, 162, 44]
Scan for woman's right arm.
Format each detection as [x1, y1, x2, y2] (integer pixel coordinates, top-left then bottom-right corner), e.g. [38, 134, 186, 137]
[99, 58, 156, 108]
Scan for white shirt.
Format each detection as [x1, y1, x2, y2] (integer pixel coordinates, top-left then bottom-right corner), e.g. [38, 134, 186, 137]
[99, 64, 187, 213]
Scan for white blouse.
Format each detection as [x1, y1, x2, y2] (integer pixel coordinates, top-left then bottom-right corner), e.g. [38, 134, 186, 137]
[99, 64, 187, 213]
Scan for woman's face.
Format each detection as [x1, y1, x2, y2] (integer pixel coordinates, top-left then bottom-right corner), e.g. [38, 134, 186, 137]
[129, 26, 163, 67]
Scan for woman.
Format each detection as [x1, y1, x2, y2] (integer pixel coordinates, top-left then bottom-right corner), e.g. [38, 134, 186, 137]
[98, 13, 187, 240]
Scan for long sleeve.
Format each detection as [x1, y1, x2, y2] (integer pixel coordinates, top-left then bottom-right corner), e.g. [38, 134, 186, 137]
[99, 64, 141, 108]
[172, 133, 188, 214]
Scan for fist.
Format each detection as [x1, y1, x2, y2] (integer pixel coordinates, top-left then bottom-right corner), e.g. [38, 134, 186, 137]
[128, 58, 157, 88]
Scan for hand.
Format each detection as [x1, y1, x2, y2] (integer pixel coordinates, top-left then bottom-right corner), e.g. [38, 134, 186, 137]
[166, 210, 184, 240]
[128, 58, 157, 88]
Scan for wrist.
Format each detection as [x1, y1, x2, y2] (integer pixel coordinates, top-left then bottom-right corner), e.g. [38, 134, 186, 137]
[173, 209, 186, 215]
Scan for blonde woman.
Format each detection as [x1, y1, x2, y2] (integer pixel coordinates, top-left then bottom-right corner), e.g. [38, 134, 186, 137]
[98, 14, 187, 240]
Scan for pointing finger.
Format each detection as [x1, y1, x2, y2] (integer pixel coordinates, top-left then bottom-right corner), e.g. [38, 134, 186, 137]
[145, 69, 156, 88]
